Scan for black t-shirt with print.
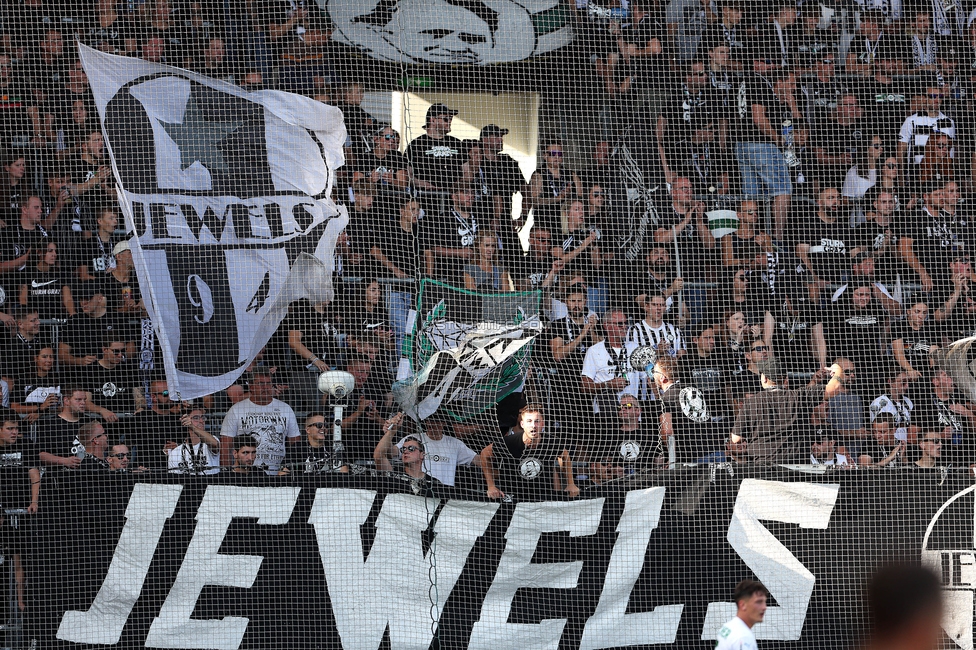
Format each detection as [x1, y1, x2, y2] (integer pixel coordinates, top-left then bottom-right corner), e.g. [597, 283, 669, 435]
[792, 212, 851, 285]
[659, 380, 724, 461]
[420, 210, 479, 282]
[406, 134, 465, 191]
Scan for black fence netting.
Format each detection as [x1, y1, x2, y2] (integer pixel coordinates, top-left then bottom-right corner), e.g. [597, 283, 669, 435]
[0, 0, 974, 647]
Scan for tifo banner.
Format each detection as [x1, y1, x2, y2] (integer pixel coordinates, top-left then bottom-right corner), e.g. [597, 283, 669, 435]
[79, 44, 349, 400]
[396, 280, 542, 421]
[323, 0, 573, 64]
[32, 468, 976, 650]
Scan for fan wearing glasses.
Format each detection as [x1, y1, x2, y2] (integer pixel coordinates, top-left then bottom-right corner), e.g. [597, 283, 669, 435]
[375, 412, 477, 487]
[284, 412, 337, 473]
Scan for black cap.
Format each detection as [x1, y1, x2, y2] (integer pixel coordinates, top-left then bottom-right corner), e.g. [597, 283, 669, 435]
[480, 124, 509, 139]
[425, 103, 458, 124]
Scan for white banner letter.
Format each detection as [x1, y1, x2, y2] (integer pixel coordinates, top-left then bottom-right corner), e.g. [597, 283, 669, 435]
[145, 485, 299, 649]
[310, 488, 498, 650]
[580, 487, 682, 648]
[701, 479, 839, 641]
[469, 498, 604, 650]
[57, 483, 183, 644]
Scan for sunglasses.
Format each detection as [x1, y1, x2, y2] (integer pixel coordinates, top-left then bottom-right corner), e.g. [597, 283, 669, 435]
[619, 402, 636, 409]
[548, 151, 563, 157]
[379, 133, 397, 140]
[109, 453, 129, 459]
[885, 163, 898, 169]
[402, 445, 422, 453]
[307, 422, 327, 429]
[751, 345, 769, 352]
[592, 191, 604, 197]
[928, 93, 944, 99]
[870, 143, 883, 149]
[822, 59, 835, 64]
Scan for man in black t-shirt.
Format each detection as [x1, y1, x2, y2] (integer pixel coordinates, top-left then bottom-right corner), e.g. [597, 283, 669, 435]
[421, 184, 481, 283]
[406, 104, 464, 194]
[74, 334, 140, 422]
[793, 187, 852, 300]
[655, 355, 724, 462]
[477, 124, 526, 258]
[59, 286, 128, 370]
[352, 125, 411, 196]
[914, 368, 976, 465]
[481, 405, 578, 500]
[286, 412, 341, 473]
[37, 387, 89, 468]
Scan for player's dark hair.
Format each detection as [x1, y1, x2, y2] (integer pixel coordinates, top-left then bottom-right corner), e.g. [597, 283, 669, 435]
[733, 579, 768, 605]
[234, 435, 258, 451]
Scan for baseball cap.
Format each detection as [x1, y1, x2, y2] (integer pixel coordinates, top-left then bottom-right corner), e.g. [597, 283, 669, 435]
[112, 240, 130, 256]
[480, 124, 509, 139]
[425, 103, 458, 124]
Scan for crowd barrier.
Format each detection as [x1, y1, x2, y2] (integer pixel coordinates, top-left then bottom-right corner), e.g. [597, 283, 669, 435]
[25, 466, 976, 650]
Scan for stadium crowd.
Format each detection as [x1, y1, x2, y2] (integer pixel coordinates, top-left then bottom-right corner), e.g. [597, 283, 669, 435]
[0, 0, 971, 525]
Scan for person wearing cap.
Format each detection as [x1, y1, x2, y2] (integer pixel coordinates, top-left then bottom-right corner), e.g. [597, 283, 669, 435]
[352, 124, 412, 194]
[405, 103, 465, 194]
[374, 411, 478, 487]
[474, 124, 526, 259]
[728, 360, 830, 463]
[898, 76, 956, 168]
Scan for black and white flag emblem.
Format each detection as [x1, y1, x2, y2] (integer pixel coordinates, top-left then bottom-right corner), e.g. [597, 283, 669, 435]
[80, 44, 348, 400]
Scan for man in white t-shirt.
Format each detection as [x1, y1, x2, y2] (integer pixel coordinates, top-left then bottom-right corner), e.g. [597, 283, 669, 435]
[715, 579, 767, 650]
[169, 407, 220, 475]
[220, 368, 301, 474]
[374, 412, 479, 486]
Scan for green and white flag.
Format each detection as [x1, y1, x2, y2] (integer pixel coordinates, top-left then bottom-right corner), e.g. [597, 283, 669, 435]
[394, 280, 542, 421]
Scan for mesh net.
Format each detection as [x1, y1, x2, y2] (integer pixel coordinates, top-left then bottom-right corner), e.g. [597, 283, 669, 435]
[0, 0, 974, 648]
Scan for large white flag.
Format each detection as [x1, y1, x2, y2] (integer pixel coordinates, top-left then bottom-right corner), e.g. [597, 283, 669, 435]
[79, 44, 348, 400]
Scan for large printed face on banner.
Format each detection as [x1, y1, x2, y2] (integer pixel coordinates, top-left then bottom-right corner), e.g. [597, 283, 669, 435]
[324, 0, 571, 64]
[923, 484, 976, 649]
